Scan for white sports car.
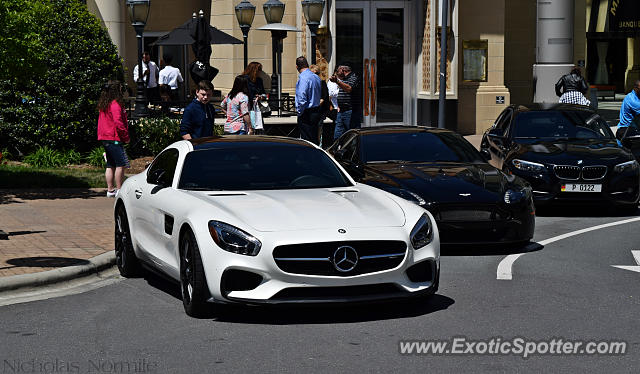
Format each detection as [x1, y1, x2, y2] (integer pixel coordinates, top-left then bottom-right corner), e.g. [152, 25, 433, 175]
[114, 136, 440, 317]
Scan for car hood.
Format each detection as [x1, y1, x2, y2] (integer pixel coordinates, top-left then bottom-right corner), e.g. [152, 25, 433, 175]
[189, 187, 406, 232]
[362, 162, 515, 204]
[511, 139, 633, 165]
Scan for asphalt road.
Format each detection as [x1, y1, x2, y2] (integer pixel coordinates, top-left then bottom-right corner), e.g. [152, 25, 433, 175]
[1, 208, 639, 373]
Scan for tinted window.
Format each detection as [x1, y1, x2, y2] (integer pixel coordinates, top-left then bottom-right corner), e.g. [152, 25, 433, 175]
[179, 144, 351, 190]
[361, 132, 485, 163]
[512, 111, 614, 140]
[147, 148, 179, 186]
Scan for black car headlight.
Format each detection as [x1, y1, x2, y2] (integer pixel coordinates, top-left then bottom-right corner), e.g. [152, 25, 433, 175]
[511, 159, 546, 173]
[389, 188, 427, 206]
[613, 160, 639, 173]
[208, 221, 262, 256]
[410, 214, 433, 250]
[504, 187, 531, 204]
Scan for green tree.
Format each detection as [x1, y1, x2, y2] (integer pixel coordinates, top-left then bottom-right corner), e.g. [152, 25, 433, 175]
[0, 0, 124, 155]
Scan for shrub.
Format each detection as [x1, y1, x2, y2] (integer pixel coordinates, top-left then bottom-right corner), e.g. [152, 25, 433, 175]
[129, 117, 182, 156]
[86, 147, 106, 168]
[62, 149, 83, 165]
[0, 0, 124, 155]
[1, 148, 14, 161]
[23, 146, 65, 168]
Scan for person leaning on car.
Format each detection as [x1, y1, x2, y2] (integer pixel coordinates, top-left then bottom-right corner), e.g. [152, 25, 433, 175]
[555, 67, 590, 106]
[180, 80, 215, 140]
[616, 79, 640, 140]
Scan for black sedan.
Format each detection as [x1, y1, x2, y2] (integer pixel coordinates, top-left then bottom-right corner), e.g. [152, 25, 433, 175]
[480, 104, 640, 211]
[328, 126, 535, 245]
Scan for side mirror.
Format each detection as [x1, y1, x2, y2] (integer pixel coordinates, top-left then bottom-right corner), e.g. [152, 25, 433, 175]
[480, 149, 491, 162]
[147, 168, 167, 186]
[333, 148, 347, 161]
[622, 134, 640, 153]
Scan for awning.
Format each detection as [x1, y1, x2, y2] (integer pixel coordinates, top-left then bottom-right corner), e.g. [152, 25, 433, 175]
[587, 0, 640, 39]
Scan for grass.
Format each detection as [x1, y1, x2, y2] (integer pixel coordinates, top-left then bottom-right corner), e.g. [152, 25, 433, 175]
[0, 164, 106, 188]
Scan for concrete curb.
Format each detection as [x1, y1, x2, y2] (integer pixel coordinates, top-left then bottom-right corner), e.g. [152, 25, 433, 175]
[0, 251, 116, 292]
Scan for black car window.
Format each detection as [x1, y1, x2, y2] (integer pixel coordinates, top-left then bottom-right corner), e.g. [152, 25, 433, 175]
[512, 111, 614, 140]
[178, 143, 352, 190]
[147, 148, 179, 186]
[342, 136, 359, 162]
[495, 109, 511, 131]
[361, 131, 485, 163]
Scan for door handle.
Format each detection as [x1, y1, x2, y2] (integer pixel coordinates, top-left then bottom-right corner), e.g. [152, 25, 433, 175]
[364, 59, 370, 117]
[370, 59, 377, 117]
[135, 189, 143, 199]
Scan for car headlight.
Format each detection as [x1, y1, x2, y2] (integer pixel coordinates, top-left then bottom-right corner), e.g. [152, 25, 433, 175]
[410, 214, 433, 250]
[208, 221, 261, 256]
[613, 160, 639, 173]
[511, 159, 546, 172]
[504, 186, 531, 204]
[389, 188, 427, 206]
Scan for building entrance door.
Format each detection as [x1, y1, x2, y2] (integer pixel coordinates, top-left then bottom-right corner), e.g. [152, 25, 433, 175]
[336, 1, 409, 127]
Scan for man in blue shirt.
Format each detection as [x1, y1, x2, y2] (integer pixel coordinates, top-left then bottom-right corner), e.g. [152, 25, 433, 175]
[617, 79, 640, 140]
[295, 56, 322, 145]
[180, 80, 215, 139]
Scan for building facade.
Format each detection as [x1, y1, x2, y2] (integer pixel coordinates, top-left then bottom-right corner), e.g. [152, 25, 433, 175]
[89, 0, 640, 134]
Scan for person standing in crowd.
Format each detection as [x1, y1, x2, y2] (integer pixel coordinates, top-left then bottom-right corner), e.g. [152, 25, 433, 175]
[132, 51, 159, 104]
[221, 75, 253, 135]
[97, 81, 130, 198]
[331, 63, 362, 140]
[616, 79, 640, 140]
[295, 56, 322, 145]
[309, 64, 331, 147]
[180, 80, 215, 139]
[555, 67, 590, 106]
[158, 54, 183, 102]
[241, 61, 267, 131]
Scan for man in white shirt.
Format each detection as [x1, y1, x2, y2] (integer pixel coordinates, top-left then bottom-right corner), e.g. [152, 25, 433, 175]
[158, 54, 183, 101]
[132, 51, 159, 103]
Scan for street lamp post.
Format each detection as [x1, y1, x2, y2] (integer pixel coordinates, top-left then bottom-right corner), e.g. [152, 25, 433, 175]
[301, 0, 324, 65]
[126, 0, 151, 119]
[262, 0, 286, 115]
[235, 0, 256, 69]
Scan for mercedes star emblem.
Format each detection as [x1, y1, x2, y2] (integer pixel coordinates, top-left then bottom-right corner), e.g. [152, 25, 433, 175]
[332, 246, 358, 272]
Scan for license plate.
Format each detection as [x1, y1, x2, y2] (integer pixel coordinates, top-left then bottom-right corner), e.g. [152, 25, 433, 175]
[561, 183, 602, 192]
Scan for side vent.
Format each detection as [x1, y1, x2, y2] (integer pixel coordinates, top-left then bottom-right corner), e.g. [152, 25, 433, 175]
[164, 214, 174, 235]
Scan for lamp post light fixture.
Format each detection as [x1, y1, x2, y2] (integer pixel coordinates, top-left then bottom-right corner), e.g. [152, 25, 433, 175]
[235, 0, 256, 69]
[301, 0, 324, 65]
[263, 0, 285, 24]
[126, 0, 151, 119]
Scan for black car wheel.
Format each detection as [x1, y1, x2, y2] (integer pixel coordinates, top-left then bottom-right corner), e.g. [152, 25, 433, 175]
[180, 228, 211, 318]
[114, 204, 141, 277]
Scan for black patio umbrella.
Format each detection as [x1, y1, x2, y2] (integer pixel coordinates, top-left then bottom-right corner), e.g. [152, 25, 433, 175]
[151, 18, 243, 47]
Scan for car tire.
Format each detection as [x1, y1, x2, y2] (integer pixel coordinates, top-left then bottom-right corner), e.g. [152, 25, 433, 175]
[180, 228, 211, 318]
[114, 204, 141, 277]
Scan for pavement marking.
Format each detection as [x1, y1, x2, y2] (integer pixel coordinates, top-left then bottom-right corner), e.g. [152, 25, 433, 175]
[497, 216, 640, 280]
[612, 250, 640, 273]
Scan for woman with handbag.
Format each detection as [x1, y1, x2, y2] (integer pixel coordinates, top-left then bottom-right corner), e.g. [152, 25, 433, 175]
[221, 75, 253, 135]
[242, 62, 270, 133]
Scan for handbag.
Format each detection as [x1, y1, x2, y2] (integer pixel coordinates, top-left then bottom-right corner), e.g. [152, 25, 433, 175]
[258, 100, 271, 117]
[253, 98, 264, 130]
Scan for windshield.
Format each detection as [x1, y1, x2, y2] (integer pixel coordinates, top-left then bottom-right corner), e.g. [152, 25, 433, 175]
[512, 111, 614, 140]
[178, 143, 352, 191]
[361, 131, 485, 163]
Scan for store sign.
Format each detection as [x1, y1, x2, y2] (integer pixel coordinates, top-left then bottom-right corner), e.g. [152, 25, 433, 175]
[609, 0, 640, 32]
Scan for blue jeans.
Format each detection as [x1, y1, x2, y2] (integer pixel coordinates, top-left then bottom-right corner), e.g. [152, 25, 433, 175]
[333, 110, 352, 140]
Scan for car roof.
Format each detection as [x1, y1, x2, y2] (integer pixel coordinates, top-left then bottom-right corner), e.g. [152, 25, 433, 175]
[189, 135, 317, 150]
[347, 125, 457, 135]
[510, 103, 596, 113]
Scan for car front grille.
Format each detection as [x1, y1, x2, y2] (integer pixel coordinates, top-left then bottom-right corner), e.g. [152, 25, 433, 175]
[581, 166, 607, 180]
[554, 165, 581, 180]
[554, 165, 607, 180]
[273, 240, 407, 276]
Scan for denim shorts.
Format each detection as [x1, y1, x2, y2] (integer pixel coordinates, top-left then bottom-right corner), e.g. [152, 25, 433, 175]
[103, 141, 130, 168]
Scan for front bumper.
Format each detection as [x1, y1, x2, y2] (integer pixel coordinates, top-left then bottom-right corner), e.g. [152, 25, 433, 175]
[197, 226, 440, 304]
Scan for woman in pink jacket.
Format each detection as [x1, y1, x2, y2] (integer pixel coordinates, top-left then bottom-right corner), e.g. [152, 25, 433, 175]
[97, 81, 130, 197]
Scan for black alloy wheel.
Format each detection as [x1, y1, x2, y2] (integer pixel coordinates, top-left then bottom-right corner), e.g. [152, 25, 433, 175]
[114, 204, 141, 277]
[180, 229, 211, 318]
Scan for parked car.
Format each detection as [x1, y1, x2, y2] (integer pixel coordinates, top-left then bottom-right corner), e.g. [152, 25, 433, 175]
[114, 136, 440, 317]
[480, 104, 639, 211]
[327, 126, 535, 245]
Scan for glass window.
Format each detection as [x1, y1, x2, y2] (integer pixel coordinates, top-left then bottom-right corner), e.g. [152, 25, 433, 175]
[512, 111, 615, 140]
[361, 132, 485, 163]
[147, 148, 179, 186]
[178, 144, 352, 191]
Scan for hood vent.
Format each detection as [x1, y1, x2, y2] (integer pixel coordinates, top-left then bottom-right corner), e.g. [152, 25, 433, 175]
[208, 192, 248, 196]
